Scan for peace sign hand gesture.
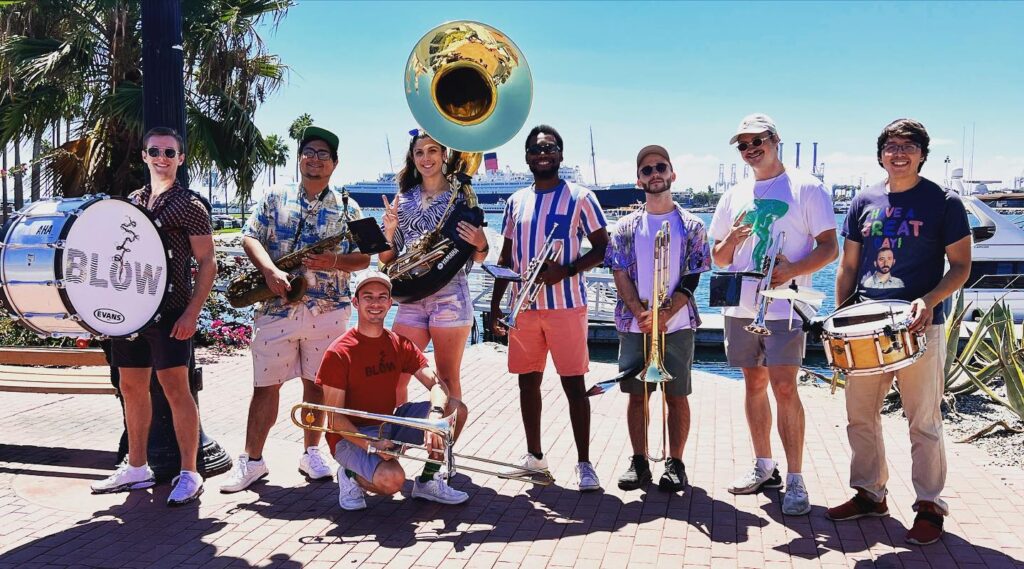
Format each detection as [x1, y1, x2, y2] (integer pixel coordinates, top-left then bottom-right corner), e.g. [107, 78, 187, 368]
[381, 194, 399, 238]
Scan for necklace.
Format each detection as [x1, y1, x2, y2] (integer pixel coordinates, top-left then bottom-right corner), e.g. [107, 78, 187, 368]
[754, 172, 784, 199]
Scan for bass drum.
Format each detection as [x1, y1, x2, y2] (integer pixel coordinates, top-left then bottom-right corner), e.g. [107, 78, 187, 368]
[389, 201, 484, 304]
[0, 195, 170, 339]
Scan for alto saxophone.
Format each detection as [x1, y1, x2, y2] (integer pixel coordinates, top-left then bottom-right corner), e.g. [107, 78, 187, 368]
[226, 192, 356, 309]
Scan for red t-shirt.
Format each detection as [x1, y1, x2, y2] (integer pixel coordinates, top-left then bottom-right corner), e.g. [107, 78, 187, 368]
[316, 328, 428, 454]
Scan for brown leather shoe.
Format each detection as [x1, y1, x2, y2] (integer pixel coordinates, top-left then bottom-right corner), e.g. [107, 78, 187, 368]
[905, 501, 944, 545]
[826, 490, 888, 521]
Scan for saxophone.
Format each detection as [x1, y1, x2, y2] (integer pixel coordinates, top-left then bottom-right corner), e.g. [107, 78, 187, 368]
[226, 192, 356, 309]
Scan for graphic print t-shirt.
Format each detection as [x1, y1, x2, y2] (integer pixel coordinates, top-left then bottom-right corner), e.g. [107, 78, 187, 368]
[708, 169, 836, 319]
[841, 178, 971, 324]
[316, 328, 429, 454]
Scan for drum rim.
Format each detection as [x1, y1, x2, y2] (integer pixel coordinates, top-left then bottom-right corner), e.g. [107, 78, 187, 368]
[822, 298, 914, 334]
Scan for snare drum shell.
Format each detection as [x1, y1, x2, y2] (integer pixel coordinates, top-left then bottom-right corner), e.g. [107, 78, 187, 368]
[821, 300, 926, 376]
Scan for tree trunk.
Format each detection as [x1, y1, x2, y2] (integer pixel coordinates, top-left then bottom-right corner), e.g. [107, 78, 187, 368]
[13, 141, 23, 210]
[31, 132, 42, 201]
[2, 144, 8, 223]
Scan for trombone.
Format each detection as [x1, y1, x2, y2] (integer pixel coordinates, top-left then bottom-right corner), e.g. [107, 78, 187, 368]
[290, 403, 554, 486]
[641, 221, 673, 462]
[745, 231, 787, 336]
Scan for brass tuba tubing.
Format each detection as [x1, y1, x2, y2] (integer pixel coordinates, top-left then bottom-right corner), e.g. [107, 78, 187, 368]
[290, 403, 554, 486]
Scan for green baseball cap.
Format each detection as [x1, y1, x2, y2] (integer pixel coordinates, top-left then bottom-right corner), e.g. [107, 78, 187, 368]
[300, 126, 339, 155]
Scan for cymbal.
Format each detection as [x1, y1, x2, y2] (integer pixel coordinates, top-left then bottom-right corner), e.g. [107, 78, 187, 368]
[761, 287, 826, 302]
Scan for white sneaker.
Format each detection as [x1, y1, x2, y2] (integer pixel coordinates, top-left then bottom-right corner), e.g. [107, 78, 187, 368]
[499, 453, 550, 479]
[337, 468, 366, 511]
[575, 462, 601, 492]
[219, 454, 269, 493]
[299, 447, 333, 481]
[412, 473, 469, 505]
[728, 463, 783, 495]
[90, 462, 156, 494]
[168, 471, 204, 506]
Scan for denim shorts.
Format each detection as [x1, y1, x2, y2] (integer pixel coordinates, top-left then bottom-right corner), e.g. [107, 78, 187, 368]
[394, 276, 474, 329]
[332, 401, 431, 482]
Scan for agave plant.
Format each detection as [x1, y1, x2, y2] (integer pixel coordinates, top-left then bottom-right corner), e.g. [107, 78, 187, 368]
[952, 300, 1024, 425]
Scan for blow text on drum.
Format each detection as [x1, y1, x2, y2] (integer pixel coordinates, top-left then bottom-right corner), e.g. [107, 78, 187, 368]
[63, 247, 164, 295]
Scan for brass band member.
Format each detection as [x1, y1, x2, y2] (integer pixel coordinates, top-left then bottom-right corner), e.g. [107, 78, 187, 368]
[605, 146, 711, 491]
[830, 119, 971, 545]
[709, 114, 838, 515]
[220, 126, 370, 493]
[91, 127, 216, 506]
[489, 125, 609, 491]
[379, 131, 489, 405]
[316, 271, 469, 510]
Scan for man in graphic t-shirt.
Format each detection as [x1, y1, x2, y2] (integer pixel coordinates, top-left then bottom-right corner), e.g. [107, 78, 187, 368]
[315, 270, 470, 511]
[860, 247, 905, 289]
[830, 119, 971, 547]
[709, 114, 838, 516]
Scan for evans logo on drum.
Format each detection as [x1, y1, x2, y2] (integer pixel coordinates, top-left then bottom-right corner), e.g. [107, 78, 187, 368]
[93, 308, 125, 324]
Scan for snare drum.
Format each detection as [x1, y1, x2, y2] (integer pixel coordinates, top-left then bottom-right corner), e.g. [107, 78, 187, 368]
[821, 300, 927, 376]
[0, 195, 169, 339]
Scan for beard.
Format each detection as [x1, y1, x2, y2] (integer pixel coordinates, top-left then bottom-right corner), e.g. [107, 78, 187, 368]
[877, 265, 891, 274]
[641, 179, 672, 194]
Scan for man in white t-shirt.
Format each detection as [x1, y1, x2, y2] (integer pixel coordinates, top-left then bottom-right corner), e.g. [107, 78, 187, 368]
[708, 114, 838, 516]
[605, 145, 711, 492]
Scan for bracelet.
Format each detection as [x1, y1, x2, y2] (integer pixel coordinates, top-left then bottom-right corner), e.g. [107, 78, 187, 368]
[476, 243, 489, 254]
[430, 406, 445, 415]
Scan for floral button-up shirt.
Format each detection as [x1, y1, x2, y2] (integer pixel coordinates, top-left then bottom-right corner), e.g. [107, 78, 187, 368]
[604, 204, 711, 333]
[242, 185, 360, 319]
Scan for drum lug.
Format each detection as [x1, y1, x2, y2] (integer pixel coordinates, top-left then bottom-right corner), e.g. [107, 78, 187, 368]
[873, 335, 885, 364]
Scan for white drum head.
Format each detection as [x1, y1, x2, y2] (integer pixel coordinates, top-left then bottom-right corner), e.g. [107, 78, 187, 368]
[61, 199, 168, 336]
[823, 300, 912, 334]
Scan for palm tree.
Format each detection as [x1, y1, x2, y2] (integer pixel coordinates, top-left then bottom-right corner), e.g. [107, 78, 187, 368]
[0, 0, 293, 205]
[287, 112, 313, 179]
[264, 133, 288, 185]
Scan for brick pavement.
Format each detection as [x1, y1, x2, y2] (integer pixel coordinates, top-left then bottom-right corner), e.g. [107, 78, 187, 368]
[1, 343, 1022, 568]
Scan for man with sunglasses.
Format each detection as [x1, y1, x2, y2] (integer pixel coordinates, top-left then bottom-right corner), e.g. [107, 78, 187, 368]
[92, 127, 216, 506]
[709, 114, 838, 515]
[490, 125, 609, 491]
[605, 145, 711, 492]
[830, 119, 970, 545]
[220, 126, 371, 494]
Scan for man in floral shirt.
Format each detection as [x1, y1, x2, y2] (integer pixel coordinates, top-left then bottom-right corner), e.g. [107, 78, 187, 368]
[220, 126, 370, 493]
[604, 145, 711, 493]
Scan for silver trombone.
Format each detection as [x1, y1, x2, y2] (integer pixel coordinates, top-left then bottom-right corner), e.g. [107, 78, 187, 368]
[499, 223, 562, 330]
[641, 221, 672, 462]
[290, 403, 555, 486]
[745, 231, 787, 336]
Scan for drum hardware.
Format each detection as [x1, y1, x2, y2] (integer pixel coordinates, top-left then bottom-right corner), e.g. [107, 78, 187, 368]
[498, 223, 561, 330]
[291, 403, 555, 486]
[745, 231, 786, 336]
[0, 241, 68, 250]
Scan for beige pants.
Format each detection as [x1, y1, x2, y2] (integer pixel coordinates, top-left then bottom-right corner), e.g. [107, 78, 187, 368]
[844, 324, 948, 514]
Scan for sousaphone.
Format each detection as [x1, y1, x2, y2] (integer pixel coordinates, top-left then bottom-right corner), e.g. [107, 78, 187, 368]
[383, 21, 532, 303]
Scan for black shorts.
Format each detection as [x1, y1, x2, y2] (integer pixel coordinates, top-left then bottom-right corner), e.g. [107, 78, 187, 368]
[110, 310, 191, 370]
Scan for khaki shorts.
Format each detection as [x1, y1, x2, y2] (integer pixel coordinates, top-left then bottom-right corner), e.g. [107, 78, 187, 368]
[251, 304, 351, 387]
[723, 316, 806, 368]
[507, 307, 589, 376]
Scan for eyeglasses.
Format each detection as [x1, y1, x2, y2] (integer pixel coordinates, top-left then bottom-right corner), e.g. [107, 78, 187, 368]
[882, 142, 921, 155]
[302, 148, 332, 161]
[639, 163, 669, 177]
[527, 143, 561, 156]
[736, 136, 773, 152]
[146, 147, 179, 158]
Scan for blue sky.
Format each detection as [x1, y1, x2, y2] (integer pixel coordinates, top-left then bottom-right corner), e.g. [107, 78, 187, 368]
[253, 1, 1024, 195]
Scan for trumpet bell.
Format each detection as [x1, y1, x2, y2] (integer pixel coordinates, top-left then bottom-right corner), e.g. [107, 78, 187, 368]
[405, 21, 532, 152]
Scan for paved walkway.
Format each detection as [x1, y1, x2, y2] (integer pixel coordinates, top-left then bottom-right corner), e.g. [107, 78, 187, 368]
[1, 344, 1023, 568]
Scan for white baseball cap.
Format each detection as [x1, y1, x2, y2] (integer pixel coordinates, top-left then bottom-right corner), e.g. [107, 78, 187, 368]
[729, 113, 779, 145]
[353, 269, 392, 295]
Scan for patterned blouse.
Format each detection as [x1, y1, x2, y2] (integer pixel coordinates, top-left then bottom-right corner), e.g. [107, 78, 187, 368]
[127, 181, 212, 313]
[604, 203, 711, 332]
[391, 185, 472, 286]
[242, 186, 360, 319]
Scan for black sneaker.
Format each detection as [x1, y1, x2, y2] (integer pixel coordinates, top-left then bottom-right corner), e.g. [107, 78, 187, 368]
[617, 455, 652, 490]
[659, 458, 688, 492]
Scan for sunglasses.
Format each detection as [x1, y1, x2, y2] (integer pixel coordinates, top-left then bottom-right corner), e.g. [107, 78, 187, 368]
[736, 135, 773, 152]
[639, 163, 670, 177]
[527, 143, 561, 156]
[146, 147, 179, 159]
[302, 148, 332, 161]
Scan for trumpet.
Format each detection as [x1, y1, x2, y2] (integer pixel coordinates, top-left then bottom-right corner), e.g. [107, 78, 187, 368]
[498, 223, 562, 330]
[745, 231, 787, 336]
[642, 221, 673, 462]
[291, 403, 554, 486]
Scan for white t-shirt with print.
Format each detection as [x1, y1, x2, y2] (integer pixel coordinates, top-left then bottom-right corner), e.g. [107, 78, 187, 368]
[708, 169, 836, 320]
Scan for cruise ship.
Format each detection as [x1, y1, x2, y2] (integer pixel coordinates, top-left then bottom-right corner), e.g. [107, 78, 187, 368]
[343, 162, 641, 211]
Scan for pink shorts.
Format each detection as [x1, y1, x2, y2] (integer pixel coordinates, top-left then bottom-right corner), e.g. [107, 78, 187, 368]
[507, 307, 589, 376]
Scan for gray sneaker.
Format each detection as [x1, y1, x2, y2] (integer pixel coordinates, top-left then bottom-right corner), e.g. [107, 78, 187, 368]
[727, 463, 782, 495]
[337, 468, 367, 511]
[167, 471, 204, 507]
[782, 479, 812, 516]
[219, 454, 269, 493]
[575, 462, 601, 492]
